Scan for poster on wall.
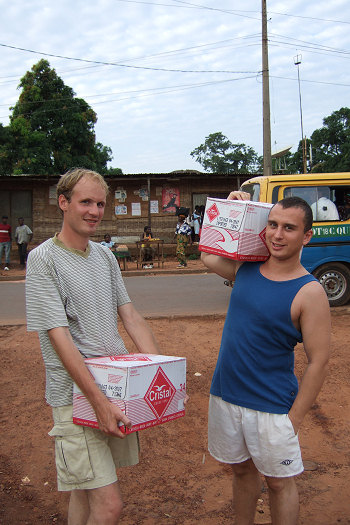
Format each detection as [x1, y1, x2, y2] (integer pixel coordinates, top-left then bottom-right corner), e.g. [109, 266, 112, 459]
[49, 185, 57, 205]
[162, 188, 180, 213]
[150, 200, 159, 214]
[115, 190, 127, 202]
[132, 202, 141, 216]
[139, 188, 149, 201]
[115, 205, 127, 215]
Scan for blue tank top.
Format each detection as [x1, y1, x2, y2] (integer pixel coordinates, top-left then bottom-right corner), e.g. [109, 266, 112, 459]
[210, 262, 317, 414]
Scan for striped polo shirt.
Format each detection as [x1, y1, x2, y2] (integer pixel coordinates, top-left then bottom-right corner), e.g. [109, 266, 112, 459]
[26, 235, 131, 407]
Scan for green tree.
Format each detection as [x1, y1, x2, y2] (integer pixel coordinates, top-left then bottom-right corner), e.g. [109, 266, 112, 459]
[0, 123, 15, 175]
[309, 107, 350, 173]
[280, 139, 312, 174]
[190, 132, 261, 173]
[4, 59, 120, 175]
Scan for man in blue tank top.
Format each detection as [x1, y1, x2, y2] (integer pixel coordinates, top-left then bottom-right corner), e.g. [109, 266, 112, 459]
[201, 193, 331, 525]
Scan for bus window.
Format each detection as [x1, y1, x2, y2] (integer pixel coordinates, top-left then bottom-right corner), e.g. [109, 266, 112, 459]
[240, 183, 260, 201]
[282, 186, 341, 221]
[335, 187, 350, 221]
[272, 186, 280, 203]
[282, 186, 317, 206]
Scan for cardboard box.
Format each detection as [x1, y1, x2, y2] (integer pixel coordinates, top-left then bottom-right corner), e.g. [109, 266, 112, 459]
[199, 198, 273, 261]
[73, 354, 186, 434]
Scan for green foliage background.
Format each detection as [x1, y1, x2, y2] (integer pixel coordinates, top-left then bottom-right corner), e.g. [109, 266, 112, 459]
[0, 60, 122, 176]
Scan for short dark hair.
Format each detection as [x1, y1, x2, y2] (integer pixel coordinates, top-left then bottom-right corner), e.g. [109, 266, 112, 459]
[56, 168, 109, 206]
[272, 196, 313, 232]
[2, 215, 8, 219]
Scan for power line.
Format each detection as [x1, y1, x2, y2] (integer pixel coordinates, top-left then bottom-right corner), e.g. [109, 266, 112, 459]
[116, 0, 260, 19]
[0, 43, 258, 74]
[0, 75, 258, 119]
[117, 0, 350, 26]
[269, 10, 350, 25]
[270, 75, 350, 88]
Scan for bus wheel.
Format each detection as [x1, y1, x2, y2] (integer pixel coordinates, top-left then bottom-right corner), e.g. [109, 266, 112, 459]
[313, 263, 350, 307]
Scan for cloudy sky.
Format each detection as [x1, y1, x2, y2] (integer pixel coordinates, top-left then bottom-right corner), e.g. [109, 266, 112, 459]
[0, 0, 350, 173]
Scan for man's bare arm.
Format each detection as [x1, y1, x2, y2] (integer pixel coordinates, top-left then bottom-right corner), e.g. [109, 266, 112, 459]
[200, 190, 251, 280]
[48, 326, 130, 437]
[118, 302, 160, 354]
[288, 283, 331, 432]
[201, 251, 242, 281]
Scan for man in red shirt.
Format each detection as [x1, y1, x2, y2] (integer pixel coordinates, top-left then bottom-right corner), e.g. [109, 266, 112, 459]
[0, 215, 12, 270]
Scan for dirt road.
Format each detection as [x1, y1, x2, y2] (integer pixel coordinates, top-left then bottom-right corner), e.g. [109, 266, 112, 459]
[1, 312, 350, 524]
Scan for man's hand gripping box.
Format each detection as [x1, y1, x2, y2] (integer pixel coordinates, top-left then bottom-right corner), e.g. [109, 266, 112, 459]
[73, 354, 186, 434]
[199, 198, 273, 261]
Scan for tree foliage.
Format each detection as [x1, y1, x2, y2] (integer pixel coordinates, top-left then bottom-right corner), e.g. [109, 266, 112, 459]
[309, 107, 350, 173]
[0, 59, 121, 175]
[280, 107, 350, 174]
[190, 132, 261, 173]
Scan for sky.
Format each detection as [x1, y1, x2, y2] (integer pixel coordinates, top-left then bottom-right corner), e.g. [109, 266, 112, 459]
[0, 0, 350, 174]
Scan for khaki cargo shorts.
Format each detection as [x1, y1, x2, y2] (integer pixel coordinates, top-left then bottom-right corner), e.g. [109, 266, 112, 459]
[49, 405, 139, 491]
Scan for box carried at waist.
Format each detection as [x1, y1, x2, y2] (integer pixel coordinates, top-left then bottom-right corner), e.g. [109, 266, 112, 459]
[73, 353, 186, 434]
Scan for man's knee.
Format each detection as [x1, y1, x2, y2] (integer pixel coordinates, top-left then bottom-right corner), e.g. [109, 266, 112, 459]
[88, 484, 124, 524]
[265, 475, 296, 494]
[231, 458, 258, 477]
[90, 499, 123, 524]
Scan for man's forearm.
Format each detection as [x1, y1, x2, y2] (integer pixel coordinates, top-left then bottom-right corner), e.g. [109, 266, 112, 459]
[288, 361, 329, 431]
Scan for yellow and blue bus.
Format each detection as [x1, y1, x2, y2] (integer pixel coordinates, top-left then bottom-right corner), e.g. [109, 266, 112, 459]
[241, 173, 350, 306]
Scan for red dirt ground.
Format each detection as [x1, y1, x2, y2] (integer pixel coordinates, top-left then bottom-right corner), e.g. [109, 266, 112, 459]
[1, 309, 350, 524]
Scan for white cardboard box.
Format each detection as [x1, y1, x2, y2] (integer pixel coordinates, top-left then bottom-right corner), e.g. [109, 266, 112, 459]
[73, 354, 186, 434]
[199, 198, 273, 261]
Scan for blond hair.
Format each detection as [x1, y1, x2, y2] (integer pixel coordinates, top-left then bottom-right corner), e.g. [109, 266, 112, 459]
[56, 168, 109, 206]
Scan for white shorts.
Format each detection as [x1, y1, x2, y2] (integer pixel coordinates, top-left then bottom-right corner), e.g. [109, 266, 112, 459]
[208, 395, 304, 478]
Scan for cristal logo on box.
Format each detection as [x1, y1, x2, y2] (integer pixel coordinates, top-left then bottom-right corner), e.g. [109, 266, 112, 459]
[145, 367, 176, 419]
[206, 203, 220, 222]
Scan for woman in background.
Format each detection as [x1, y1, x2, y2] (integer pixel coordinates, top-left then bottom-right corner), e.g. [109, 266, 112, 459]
[174, 214, 192, 268]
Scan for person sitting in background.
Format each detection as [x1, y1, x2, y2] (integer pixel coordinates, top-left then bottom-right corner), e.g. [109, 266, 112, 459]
[174, 214, 192, 268]
[100, 233, 115, 250]
[141, 225, 154, 269]
[311, 187, 339, 221]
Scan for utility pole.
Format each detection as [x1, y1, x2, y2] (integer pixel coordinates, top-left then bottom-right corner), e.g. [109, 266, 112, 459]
[147, 176, 151, 228]
[294, 54, 307, 173]
[262, 0, 272, 177]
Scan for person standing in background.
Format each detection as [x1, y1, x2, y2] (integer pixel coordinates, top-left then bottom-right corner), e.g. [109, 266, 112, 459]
[0, 215, 12, 270]
[15, 217, 33, 267]
[192, 206, 201, 243]
[174, 214, 192, 268]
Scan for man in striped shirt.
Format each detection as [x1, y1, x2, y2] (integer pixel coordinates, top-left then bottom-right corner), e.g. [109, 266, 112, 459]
[26, 168, 160, 525]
